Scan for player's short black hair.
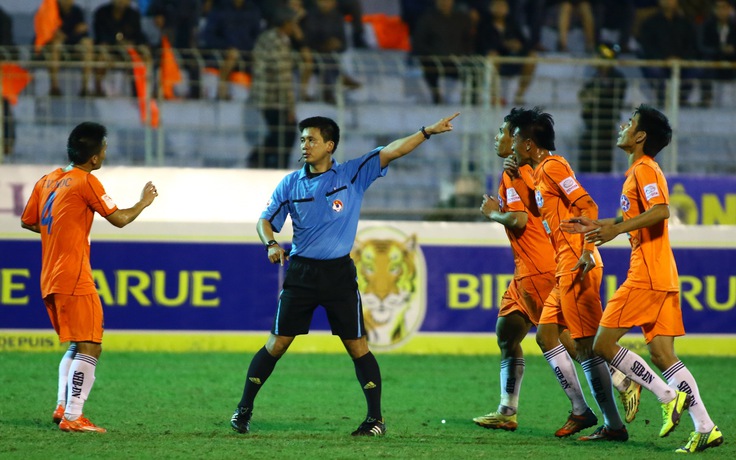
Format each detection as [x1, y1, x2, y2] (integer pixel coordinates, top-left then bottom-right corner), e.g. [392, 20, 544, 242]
[503, 107, 528, 134]
[515, 107, 556, 151]
[298, 116, 340, 154]
[633, 104, 672, 158]
[67, 122, 107, 164]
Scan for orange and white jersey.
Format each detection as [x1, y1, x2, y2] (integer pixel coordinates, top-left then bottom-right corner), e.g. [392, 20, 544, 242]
[532, 155, 602, 276]
[497, 165, 556, 278]
[620, 156, 678, 291]
[21, 167, 118, 297]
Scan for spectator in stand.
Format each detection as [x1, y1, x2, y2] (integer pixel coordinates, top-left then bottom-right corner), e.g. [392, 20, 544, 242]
[413, 0, 474, 104]
[578, 42, 627, 172]
[200, 0, 263, 100]
[698, 0, 736, 108]
[594, 0, 635, 52]
[93, 0, 150, 97]
[400, 0, 434, 36]
[147, 0, 204, 99]
[553, 0, 597, 53]
[1, 6, 16, 155]
[509, 0, 548, 51]
[637, 0, 703, 106]
[248, 7, 299, 169]
[41, 0, 94, 97]
[301, 0, 361, 104]
[304, 0, 367, 48]
[476, 0, 537, 105]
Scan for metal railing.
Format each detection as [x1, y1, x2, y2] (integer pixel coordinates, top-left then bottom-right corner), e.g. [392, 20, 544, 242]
[2, 45, 735, 219]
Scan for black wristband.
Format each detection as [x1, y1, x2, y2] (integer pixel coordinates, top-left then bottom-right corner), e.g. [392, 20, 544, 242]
[265, 240, 278, 250]
[421, 126, 431, 140]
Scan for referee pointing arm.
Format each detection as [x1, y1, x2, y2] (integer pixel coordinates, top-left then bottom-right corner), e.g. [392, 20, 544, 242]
[231, 112, 460, 436]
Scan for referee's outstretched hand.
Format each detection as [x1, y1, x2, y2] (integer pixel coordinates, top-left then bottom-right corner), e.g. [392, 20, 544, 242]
[425, 112, 460, 136]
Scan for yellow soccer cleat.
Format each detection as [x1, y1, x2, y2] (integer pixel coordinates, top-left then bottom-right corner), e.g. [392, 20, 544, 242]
[620, 380, 641, 423]
[675, 426, 724, 453]
[472, 411, 518, 431]
[660, 391, 688, 438]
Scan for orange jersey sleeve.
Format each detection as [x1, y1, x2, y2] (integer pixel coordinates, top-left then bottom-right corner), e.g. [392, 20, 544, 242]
[497, 166, 557, 277]
[533, 155, 602, 275]
[21, 167, 118, 297]
[620, 156, 678, 291]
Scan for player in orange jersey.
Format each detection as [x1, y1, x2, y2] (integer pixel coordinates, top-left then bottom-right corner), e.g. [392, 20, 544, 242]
[473, 108, 579, 432]
[21, 121, 158, 433]
[503, 107, 628, 441]
[560, 104, 723, 453]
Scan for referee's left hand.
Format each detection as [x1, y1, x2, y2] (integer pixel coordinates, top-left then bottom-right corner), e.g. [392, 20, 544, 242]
[268, 245, 289, 266]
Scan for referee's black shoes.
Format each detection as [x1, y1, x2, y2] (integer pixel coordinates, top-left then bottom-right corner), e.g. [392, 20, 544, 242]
[351, 417, 386, 436]
[230, 407, 252, 434]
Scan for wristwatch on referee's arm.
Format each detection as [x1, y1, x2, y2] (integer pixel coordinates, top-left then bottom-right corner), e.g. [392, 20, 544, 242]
[265, 240, 279, 250]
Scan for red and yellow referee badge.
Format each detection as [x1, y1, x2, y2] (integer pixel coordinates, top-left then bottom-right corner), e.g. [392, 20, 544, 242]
[331, 199, 344, 212]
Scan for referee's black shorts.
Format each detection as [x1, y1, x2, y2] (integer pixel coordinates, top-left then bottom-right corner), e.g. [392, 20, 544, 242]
[272, 254, 366, 339]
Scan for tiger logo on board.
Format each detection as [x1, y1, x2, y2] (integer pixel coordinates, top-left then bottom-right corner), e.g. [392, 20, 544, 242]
[351, 226, 427, 350]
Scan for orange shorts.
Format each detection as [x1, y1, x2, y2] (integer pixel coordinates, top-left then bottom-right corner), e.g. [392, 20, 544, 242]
[499, 271, 556, 325]
[43, 293, 104, 343]
[601, 285, 684, 343]
[539, 267, 603, 339]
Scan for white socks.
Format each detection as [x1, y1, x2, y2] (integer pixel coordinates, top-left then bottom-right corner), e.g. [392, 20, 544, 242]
[64, 353, 98, 420]
[611, 347, 675, 403]
[582, 356, 624, 429]
[543, 344, 588, 415]
[57, 344, 77, 406]
[499, 358, 525, 414]
[663, 361, 715, 433]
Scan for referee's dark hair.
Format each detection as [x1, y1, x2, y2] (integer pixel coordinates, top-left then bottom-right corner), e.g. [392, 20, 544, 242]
[633, 104, 672, 158]
[67, 122, 107, 164]
[298, 116, 340, 154]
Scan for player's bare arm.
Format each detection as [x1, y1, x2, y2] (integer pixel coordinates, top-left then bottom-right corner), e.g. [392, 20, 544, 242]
[257, 218, 288, 266]
[585, 204, 669, 246]
[105, 181, 158, 228]
[379, 112, 460, 167]
[480, 193, 528, 229]
[570, 195, 599, 278]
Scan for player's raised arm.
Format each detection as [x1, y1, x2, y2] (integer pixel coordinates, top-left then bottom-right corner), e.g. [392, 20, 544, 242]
[105, 181, 158, 228]
[379, 112, 460, 167]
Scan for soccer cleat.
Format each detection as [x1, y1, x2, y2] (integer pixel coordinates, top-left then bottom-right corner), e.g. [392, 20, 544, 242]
[578, 425, 629, 442]
[351, 417, 386, 436]
[555, 408, 598, 438]
[675, 426, 724, 453]
[660, 391, 688, 438]
[58, 415, 107, 433]
[230, 407, 252, 434]
[52, 404, 65, 425]
[620, 380, 641, 423]
[472, 411, 518, 431]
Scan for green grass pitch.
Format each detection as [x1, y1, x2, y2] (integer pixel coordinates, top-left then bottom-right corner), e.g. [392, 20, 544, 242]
[0, 352, 733, 459]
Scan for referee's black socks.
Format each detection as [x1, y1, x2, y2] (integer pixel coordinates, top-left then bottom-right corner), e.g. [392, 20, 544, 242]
[353, 352, 383, 420]
[239, 346, 280, 409]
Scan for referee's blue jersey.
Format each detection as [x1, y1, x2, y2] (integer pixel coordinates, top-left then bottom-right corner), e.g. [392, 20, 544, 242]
[261, 148, 388, 259]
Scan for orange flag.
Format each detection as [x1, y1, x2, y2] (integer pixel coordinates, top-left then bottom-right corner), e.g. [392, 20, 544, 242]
[127, 47, 160, 129]
[363, 14, 411, 52]
[204, 67, 251, 87]
[160, 36, 182, 99]
[34, 0, 62, 52]
[1, 64, 33, 105]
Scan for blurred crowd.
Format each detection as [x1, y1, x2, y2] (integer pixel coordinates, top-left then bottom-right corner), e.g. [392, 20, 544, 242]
[0, 0, 732, 101]
[1, 0, 735, 166]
